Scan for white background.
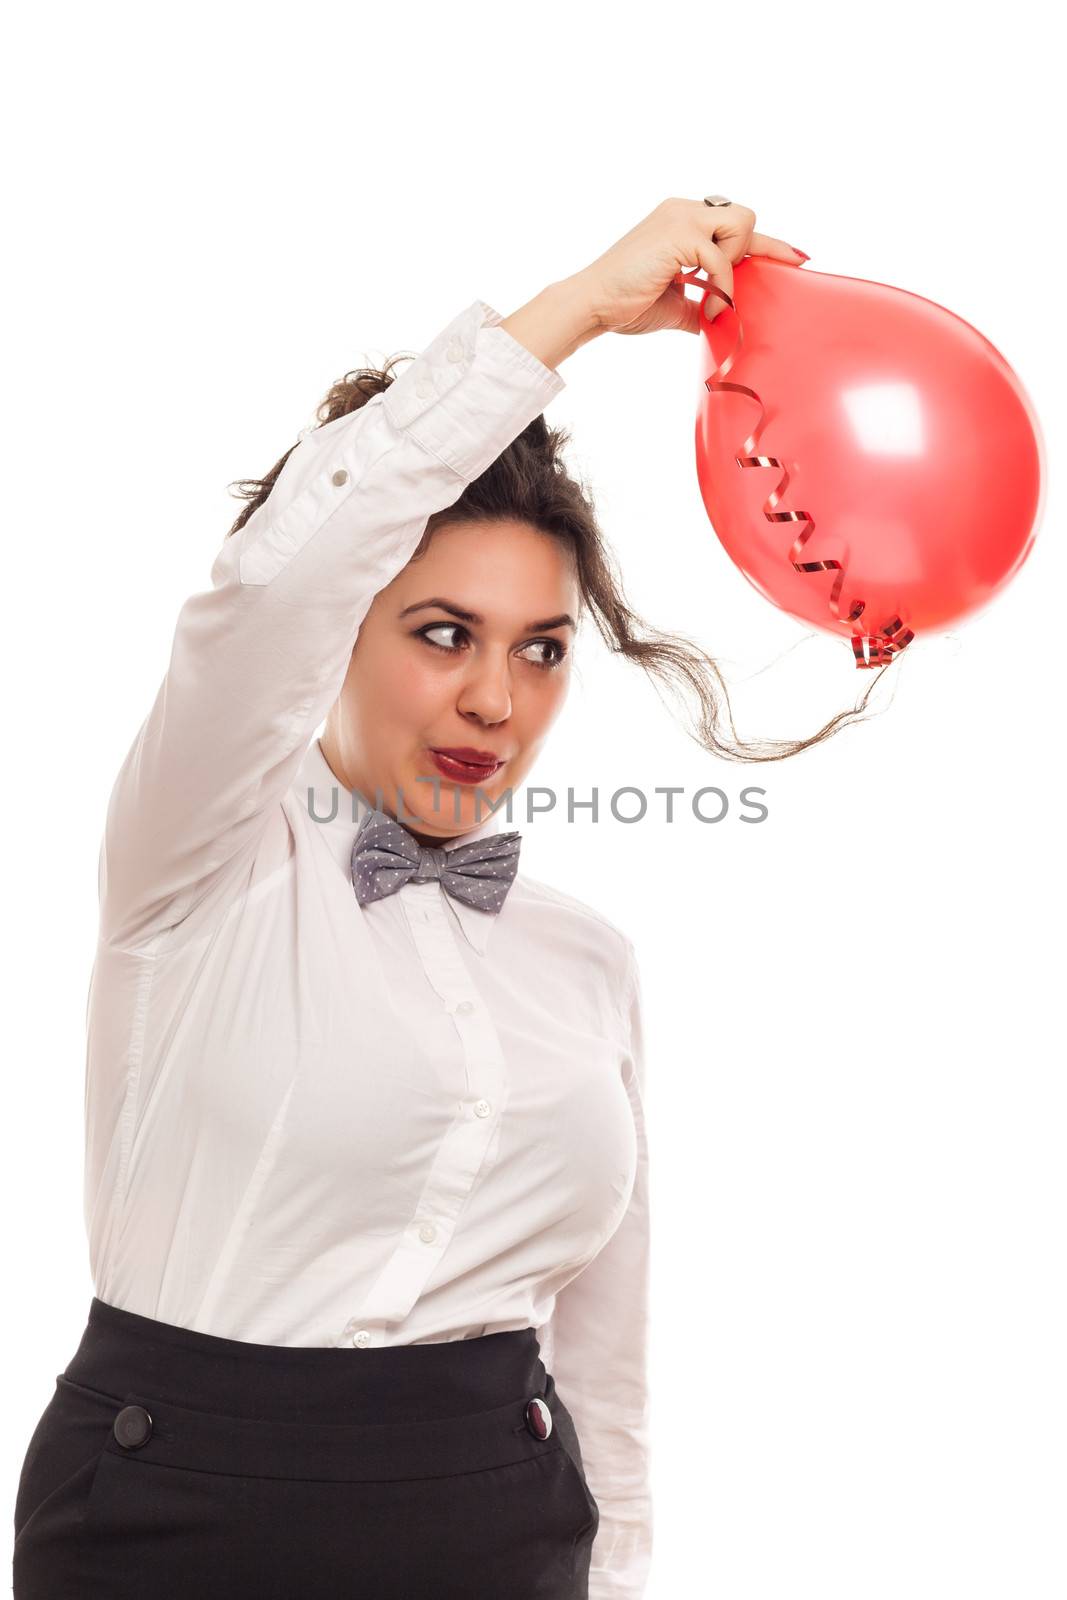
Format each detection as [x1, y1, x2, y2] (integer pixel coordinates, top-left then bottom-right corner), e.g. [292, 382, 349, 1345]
[3, 2, 1062, 1595]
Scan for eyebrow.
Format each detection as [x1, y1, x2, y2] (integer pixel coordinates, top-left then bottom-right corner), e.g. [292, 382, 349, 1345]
[397, 598, 576, 631]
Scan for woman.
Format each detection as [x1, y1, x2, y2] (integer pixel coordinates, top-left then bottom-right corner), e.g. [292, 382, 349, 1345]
[13, 197, 816, 1600]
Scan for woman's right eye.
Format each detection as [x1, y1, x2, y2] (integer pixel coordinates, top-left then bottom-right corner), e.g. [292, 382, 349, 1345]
[415, 623, 467, 653]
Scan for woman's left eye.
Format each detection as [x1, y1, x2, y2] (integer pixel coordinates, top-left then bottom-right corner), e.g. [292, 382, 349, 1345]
[415, 623, 567, 670]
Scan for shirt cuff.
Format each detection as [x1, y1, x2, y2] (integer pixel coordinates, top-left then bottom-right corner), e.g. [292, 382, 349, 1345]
[381, 298, 566, 481]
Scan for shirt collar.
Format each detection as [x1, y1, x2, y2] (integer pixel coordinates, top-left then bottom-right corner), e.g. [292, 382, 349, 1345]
[295, 737, 506, 956]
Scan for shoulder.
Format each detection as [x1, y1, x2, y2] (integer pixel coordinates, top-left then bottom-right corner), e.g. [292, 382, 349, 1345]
[508, 870, 636, 998]
[510, 869, 633, 947]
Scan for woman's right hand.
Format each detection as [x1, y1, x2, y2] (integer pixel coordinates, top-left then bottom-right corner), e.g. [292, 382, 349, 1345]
[573, 197, 807, 334]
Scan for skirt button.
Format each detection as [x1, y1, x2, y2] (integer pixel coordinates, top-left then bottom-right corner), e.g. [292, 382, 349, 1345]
[113, 1405, 153, 1449]
[524, 1396, 553, 1440]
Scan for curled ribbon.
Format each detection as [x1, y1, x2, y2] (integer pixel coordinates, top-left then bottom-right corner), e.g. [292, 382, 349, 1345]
[677, 268, 915, 668]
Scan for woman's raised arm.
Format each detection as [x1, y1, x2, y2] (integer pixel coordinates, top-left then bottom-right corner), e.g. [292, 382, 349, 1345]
[98, 285, 600, 952]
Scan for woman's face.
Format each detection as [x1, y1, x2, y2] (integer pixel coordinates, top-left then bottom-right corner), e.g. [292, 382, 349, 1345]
[322, 518, 579, 845]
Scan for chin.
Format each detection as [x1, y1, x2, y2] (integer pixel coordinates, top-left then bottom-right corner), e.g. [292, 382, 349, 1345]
[405, 774, 504, 834]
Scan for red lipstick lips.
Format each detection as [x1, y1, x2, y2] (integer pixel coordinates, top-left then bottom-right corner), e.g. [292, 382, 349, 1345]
[428, 747, 505, 785]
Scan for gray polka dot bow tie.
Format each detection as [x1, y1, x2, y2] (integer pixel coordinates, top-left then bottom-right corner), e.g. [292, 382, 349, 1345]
[351, 808, 522, 915]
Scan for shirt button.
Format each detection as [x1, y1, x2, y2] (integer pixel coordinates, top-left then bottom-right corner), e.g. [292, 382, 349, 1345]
[456, 1000, 475, 1014]
[446, 339, 465, 363]
[415, 378, 434, 399]
[418, 1222, 437, 1243]
[350, 1329, 372, 1348]
[473, 1099, 492, 1118]
[331, 468, 349, 486]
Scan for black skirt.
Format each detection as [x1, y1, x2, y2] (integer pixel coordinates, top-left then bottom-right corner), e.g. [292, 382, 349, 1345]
[12, 1296, 600, 1599]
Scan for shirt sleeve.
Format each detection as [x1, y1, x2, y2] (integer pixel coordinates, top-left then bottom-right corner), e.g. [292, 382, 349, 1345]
[97, 299, 565, 952]
[544, 940, 653, 1599]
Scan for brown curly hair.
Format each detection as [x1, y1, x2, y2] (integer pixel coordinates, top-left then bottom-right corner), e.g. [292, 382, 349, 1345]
[226, 353, 890, 762]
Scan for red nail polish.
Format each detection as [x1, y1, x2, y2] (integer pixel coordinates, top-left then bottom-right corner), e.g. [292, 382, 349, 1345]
[792, 248, 810, 262]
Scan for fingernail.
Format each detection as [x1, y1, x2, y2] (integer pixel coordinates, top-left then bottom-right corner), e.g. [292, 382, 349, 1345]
[791, 248, 810, 261]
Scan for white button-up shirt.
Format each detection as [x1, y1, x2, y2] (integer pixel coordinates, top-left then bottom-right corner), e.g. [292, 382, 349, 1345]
[86, 298, 651, 1597]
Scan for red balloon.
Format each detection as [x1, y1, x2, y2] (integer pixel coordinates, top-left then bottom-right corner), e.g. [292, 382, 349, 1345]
[688, 257, 1045, 665]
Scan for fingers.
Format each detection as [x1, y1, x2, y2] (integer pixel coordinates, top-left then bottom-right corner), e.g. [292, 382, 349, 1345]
[687, 208, 809, 328]
[694, 200, 756, 266]
[691, 200, 748, 322]
[669, 201, 809, 332]
[691, 238, 734, 322]
[747, 230, 807, 263]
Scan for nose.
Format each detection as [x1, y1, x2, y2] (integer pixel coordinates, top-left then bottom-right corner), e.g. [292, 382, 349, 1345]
[456, 650, 512, 726]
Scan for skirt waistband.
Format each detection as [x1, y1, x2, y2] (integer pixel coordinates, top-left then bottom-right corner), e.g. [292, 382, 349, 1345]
[69, 1297, 550, 1423]
[57, 1298, 569, 1483]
